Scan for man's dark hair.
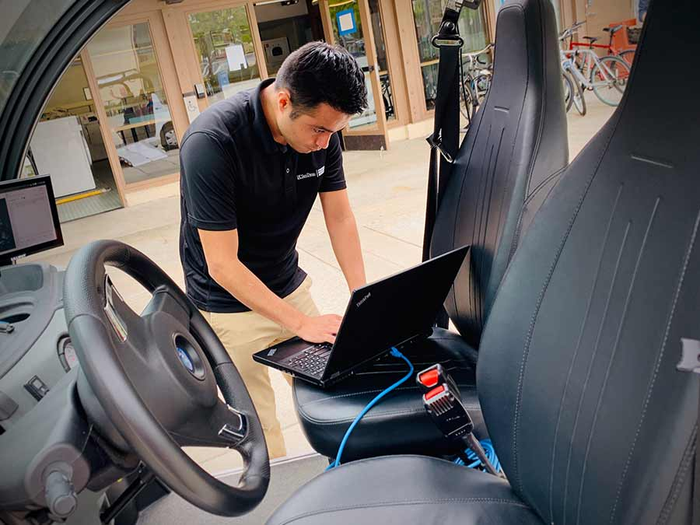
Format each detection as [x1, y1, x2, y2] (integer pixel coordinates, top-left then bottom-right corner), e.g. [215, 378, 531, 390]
[275, 41, 368, 118]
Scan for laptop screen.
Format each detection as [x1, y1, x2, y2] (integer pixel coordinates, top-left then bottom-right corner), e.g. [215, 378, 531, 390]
[324, 245, 469, 378]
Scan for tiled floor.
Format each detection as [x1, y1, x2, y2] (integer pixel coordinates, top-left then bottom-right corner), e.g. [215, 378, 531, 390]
[29, 97, 615, 475]
[56, 160, 123, 223]
[123, 148, 180, 185]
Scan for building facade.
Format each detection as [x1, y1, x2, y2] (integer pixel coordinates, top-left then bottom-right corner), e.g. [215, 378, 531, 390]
[29, 0, 638, 219]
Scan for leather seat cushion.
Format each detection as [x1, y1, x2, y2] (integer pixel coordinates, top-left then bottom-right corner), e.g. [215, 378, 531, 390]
[294, 328, 484, 462]
[267, 455, 544, 525]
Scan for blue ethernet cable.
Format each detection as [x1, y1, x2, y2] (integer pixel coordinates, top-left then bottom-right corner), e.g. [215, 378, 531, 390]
[326, 347, 414, 470]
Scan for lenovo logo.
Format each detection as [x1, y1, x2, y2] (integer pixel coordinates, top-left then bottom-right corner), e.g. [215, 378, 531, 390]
[356, 292, 371, 308]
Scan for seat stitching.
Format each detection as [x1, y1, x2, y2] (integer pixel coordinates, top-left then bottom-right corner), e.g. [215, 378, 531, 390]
[277, 498, 534, 525]
[299, 384, 476, 404]
[547, 184, 624, 523]
[442, 80, 490, 328]
[298, 403, 482, 426]
[506, 0, 543, 264]
[524, 0, 550, 201]
[303, 382, 476, 406]
[298, 385, 420, 403]
[521, 165, 567, 208]
[575, 200, 661, 525]
[469, 122, 494, 332]
[609, 208, 700, 523]
[656, 427, 696, 525]
[562, 222, 631, 522]
[510, 114, 624, 494]
[300, 408, 423, 424]
[483, 126, 510, 314]
[472, 5, 530, 337]
[478, 129, 505, 331]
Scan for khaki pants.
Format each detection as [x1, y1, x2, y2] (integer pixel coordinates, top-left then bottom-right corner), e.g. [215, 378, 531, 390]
[200, 277, 319, 459]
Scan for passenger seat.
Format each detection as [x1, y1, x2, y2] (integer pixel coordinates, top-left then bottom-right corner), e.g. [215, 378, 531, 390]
[294, 0, 569, 462]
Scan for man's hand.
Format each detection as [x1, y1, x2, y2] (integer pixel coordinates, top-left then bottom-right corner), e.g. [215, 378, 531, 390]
[297, 314, 343, 343]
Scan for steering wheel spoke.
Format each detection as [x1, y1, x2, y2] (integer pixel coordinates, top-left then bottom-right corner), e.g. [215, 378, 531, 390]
[171, 399, 249, 449]
[141, 286, 193, 331]
[102, 275, 150, 353]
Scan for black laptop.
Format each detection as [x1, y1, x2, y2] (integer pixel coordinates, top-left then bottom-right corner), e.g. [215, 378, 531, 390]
[253, 245, 469, 388]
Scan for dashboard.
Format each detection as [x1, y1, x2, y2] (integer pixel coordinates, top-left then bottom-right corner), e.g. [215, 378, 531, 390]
[0, 262, 128, 525]
[0, 263, 74, 433]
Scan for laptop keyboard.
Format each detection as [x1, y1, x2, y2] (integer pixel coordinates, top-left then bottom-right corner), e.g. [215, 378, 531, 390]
[286, 343, 332, 377]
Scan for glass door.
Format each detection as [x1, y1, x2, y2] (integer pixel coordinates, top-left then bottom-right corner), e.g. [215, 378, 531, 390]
[368, 0, 397, 123]
[412, 0, 489, 111]
[186, 6, 262, 105]
[87, 21, 182, 187]
[321, 0, 389, 149]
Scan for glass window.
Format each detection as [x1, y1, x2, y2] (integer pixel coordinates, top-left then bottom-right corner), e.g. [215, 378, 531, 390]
[87, 22, 180, 185]
[412, 0, 488, 110]
[188, 7, 260, 105]
[328, 0, 378, 130]
[368, 0, 396, 122]
[30, 57, 123, 221]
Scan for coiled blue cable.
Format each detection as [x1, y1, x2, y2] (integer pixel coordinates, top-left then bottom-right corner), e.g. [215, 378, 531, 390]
[326, 347, 414, 470]
[454, 438, 501, 473]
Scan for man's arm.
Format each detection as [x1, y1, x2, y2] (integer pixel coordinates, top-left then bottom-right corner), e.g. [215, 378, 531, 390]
[320, 189, 366, 291]
[199, 228, 342, 343]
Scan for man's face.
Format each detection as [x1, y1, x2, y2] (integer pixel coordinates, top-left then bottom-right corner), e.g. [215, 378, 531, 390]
[276, 91, 351, 153]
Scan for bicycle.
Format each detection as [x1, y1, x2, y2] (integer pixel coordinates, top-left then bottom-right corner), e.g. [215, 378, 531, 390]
[602, 23, 637, 67]
[571, 24, 636, 76]
[559, 23, 630, 107]
[459, 44, 493, 124]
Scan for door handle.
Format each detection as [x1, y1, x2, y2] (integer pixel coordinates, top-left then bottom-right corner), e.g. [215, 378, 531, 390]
[361, 65, 375, 73]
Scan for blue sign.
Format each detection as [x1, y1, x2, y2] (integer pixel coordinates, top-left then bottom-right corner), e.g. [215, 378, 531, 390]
[336, 8, 357, 36]
[217, 70, 230, 88]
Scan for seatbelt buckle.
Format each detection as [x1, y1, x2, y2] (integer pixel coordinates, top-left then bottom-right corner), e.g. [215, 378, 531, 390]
[677, 338, 700, 374]
[431, 0, 481, 48]
[431, 33, 464, 48]
[416, 363, 460, 396]
[422, 382, 473, 440]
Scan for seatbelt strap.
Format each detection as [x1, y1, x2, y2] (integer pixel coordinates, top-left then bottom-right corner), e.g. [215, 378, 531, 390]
[676, 338, 700, 524]
[422, 1, 476, 328]
[422, 2, 463, 264]
[421, 0, 483, 259]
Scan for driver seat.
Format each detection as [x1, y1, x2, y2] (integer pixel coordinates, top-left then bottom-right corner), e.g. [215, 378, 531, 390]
[269, 0, 699, 522]
[293, 0, 568, 462]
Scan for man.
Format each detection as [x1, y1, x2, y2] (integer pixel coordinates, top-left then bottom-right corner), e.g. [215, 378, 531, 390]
[178, 42, 368, 459]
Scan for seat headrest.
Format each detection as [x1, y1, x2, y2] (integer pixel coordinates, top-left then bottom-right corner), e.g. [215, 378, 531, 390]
[613, 1, 699, 156]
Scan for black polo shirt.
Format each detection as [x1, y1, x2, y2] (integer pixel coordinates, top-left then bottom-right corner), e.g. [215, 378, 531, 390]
[179, 78, 346, 313]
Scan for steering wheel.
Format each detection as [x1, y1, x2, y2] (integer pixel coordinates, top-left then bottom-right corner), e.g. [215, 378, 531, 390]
[63, 240, 269, 516]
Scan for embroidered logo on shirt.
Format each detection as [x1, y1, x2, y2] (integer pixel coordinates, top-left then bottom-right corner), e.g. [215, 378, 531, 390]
[297, 165, 325, 181]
